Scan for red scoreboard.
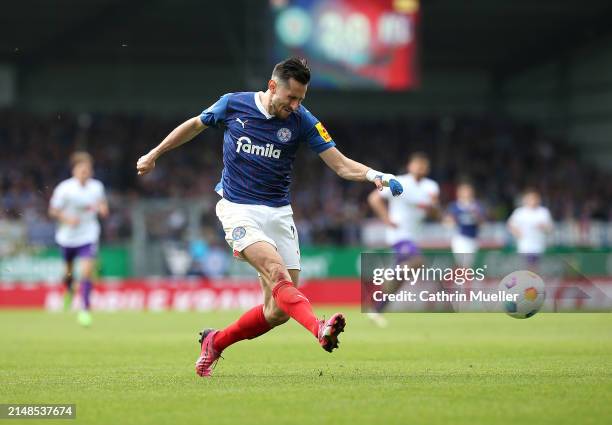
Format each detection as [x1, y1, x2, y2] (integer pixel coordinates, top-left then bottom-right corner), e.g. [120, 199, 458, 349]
[271, 0, 420, 90]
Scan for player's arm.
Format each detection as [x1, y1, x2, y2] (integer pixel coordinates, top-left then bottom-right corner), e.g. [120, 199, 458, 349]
[508, 224, 521, 239]
[48, 207, 79, 227]
[539, 211, 554, 233]
[95, 183, 110, 219]
[136, 117, 207, 176]
[98, 200, 109, 219]
[423, 192, 441, 219]
[319, 147, 403, 196]
[48, 185, 78, 226]
[442, 209, 457, 228]
[367, 189, 397, 228]
[506, 215, 521, 239]
[475, 204, 487, 224]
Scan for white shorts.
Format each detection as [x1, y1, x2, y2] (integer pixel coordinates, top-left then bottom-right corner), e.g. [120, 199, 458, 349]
[215, 198, 301, 270]
[451, 234, 478, 254]
[451, 234, 478, 267]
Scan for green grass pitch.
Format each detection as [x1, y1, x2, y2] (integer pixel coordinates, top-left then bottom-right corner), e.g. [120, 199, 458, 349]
[1, 309, 610, 425]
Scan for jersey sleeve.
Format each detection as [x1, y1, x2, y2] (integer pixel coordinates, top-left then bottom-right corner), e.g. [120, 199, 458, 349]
[428, 181, 440, 198]
[199, 93, 231, 128]
[507, 209, 519, 226]
[300, 108, 336, 154]
[96, 181, 107, 202]
[49, 184, 66, 209]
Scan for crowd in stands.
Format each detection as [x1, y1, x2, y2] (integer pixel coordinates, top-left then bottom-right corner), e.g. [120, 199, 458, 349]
[1, 108, 610, 247]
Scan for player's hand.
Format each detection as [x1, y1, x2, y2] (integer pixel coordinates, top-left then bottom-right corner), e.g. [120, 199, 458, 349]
[383, 218, 399, 228]
[373, 174, 403, 196]
[537, 223, 550, 231]
[388, 178, 403, 196]
[136, 153, 156, 176]
[63, 215, 80, 227]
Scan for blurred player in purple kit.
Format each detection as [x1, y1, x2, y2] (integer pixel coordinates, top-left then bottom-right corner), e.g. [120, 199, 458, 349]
[136, 57, 404, 377]
[49, 152, 108, 326]
[367, 152, 439, 326]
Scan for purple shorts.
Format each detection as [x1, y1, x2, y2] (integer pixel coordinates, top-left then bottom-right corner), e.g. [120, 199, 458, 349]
[60, 243, 98, 262]
[392, 240, 421, 264]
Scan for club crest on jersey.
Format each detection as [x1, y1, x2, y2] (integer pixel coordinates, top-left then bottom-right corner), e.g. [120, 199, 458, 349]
[232, 226, 246, 241]
[276, 127, 292, 143]
[236, 136, 281, 159]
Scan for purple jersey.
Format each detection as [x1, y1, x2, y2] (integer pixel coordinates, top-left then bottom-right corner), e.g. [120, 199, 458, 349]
[200, 92, 335, 207]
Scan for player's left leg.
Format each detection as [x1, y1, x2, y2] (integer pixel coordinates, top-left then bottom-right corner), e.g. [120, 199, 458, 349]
[59, 245, 78, 311]
[195, 250, 309, 377]
[367, 241, 424, 326]
[76, 244, 97, 326]
[451, 234, 478, 268]
[374, 241, 424, 314]
[206, 270, 296, 355]
[260, 269, 297, 327]
[524, 254, 541, 273]
[62, 259, 75, 311]
[242, 242, 345, 352]
[450, 236, 479, 312]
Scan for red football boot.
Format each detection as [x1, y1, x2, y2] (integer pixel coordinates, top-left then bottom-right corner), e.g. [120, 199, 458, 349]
[195, 329, 222, 377]
[318, 313, 346, 353]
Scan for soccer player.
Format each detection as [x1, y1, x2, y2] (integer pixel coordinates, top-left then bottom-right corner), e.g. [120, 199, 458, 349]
[49, 152, 108, 326]
[507, 188, 554, 268]
[136, 57, 403, 377]
[367, 152, 439, 325]
[444, 182, 485, 267]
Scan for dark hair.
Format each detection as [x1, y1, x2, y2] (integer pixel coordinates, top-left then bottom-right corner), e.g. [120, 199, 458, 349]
[272, 57, 311, 85]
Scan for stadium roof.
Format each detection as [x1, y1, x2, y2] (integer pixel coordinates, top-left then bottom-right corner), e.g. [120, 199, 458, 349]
[2, 0, 612, 77]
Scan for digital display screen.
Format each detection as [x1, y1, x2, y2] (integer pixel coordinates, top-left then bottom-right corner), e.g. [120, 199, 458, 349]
[271, 0, 420, 90]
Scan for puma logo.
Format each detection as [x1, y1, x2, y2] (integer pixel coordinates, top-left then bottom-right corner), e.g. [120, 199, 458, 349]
[236, 118, 249, 128]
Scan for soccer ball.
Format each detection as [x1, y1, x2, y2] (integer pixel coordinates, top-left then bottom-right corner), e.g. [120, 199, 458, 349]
[499, 270, 546, 319]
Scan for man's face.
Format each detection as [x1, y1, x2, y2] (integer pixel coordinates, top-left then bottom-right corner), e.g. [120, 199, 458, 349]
[523, 192, 540, 208]
[407, 158, 429, 178]
[457, 184, 474, 201]
[269, 77, 307, 120]
[73, 162, 92, 181]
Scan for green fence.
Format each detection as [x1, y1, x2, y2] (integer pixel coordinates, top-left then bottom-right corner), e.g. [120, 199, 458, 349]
[0, 245, 130, 282]
[1, 245, 609, 281]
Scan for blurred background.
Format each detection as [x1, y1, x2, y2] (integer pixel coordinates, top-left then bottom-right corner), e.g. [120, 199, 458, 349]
[0, 0, 611, 310]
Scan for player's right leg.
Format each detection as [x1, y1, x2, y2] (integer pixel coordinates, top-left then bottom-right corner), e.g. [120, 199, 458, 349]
[60, 246, 76, 311]
[195, 256, 295, 377]
[260, 271, 294, 327]
[63, 259, 74, 311]
[196, 201, 286, 377]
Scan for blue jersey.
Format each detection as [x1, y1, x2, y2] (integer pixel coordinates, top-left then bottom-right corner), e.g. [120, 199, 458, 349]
[200, 92, 335, 207]
[447, 201, 484, 238]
